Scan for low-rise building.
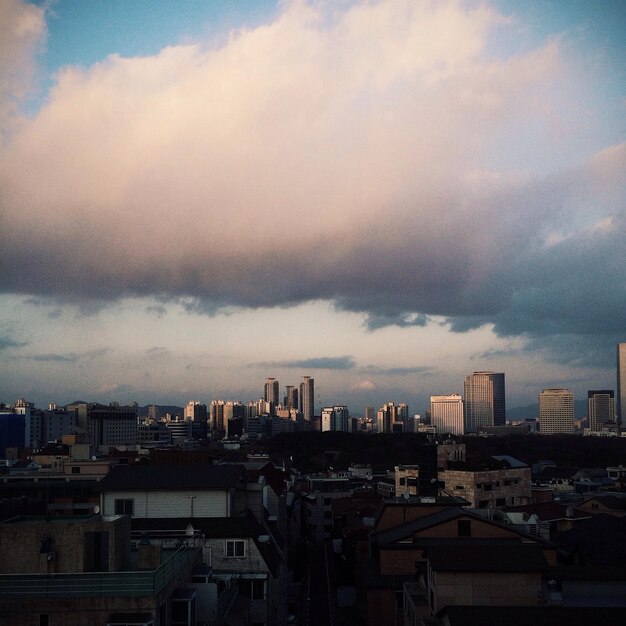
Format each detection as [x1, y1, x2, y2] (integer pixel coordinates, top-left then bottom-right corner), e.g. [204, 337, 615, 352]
[438, 458, 531, 508]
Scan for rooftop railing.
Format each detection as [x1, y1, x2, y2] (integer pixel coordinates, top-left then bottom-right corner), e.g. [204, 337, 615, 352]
[0, 546, 199, 598]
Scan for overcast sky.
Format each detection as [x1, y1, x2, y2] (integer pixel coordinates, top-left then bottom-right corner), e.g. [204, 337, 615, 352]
[1, 0, 624, 414]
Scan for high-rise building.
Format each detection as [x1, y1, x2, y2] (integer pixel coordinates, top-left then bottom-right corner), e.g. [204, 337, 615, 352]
[588, 390, 616, 431]
[539, 388, 574, 434]
[300, 376, 315, 422]
[430, 394, 464, 435]
[210, 400, 225, 432]
[285, 385, 298, 410]
[321, 406, 349, 432]
[463, 372, 506, 432]
[184, 401, 208, 439]
[264, 378, 280, 405]
[376, 402, 409, 433]
[618, 343, 626, 428]
[184, 401, 207, 422]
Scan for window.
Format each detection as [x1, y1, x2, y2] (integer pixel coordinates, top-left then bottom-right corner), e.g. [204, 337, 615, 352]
[457, 520, 471, 537]
[504, 479, 511, 486]
[239, 579, 266, 600]
[455, 485, 465, 490]
[225, 540, 246, 557]
[72, 466, 81, 474]
[114, 499, 134, 516]
[483, 483, 493, 492]
[496, 498, 506, 507]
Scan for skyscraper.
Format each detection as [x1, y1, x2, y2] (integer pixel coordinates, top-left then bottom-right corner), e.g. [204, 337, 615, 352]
[463, 372, 505, 432]
[539, 388, 574, 434]
[285, 385, 298, 410]
[321, 406, 349, 432]
[376, 402, 408, 433]
[264, 378, 280, 405]
[299, 376, 315, 422]
[618, 343, 626, 428]
[430, 394, 464, 435]
[588, 390, 616, 432]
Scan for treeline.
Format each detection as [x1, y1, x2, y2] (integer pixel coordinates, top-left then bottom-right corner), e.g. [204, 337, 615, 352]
[261, 432, 626, 473]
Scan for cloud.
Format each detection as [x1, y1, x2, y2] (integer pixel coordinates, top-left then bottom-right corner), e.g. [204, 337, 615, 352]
[0, 0, 623, 368]
[354, 380, 377, 391]
[0, 335, 28, 351]
[145, 346, 170, 357]
[23, 348, 110, 363]
[0, 0, 46, 137]
[256, 356, 356, 370]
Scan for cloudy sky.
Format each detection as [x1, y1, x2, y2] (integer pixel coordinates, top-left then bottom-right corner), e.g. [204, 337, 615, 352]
[1, 0, 624, 414]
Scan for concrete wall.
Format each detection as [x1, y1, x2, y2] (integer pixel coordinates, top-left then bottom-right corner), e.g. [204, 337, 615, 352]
[102, 489, 229, 518]
[0, 515, 130, 574]
[438, 467, 531, 508]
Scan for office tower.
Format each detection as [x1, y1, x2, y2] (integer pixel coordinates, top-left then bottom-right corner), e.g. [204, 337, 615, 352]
[87, 403, 138, 448]
[300, 376, 315, 422]
[618, 343, 626, 427]
[184, 401, 207, 422]
[539, 388, 575, 434]
[364, 406, 374, 421]
[185, 401, 208, 439]
[321, 406, 349, 432]
[285, 385, 298, 410]
[210, 400, 225, 432]
[430, 394, 464, 435]
[463, 372, 506, 432]
[264, 378, 280, 405]
[588, 390, 616, 431]
[376, 402, 407, 433]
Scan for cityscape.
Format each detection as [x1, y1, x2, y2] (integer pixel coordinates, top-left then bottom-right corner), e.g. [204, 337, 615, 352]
[1, 1, 625, 625]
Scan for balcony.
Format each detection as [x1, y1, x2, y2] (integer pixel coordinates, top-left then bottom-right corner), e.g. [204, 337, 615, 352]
[0, 546, 199, 598]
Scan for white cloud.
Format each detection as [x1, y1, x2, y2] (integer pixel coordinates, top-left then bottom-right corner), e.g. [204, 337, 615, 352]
[0, 0, 46, 139]
[0, 0, 623, 348]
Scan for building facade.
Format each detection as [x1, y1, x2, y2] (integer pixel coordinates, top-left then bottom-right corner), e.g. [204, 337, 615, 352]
[321, 406, 349, 432]
[588, 390, 616, 432]
[618, 343, 626, 428]
[463, 372, 505, 432]
[300, 376, 315, 423]
[264, 378, 280, 406]
[430, 395, 464, 435]
[539, 388, 575, 434]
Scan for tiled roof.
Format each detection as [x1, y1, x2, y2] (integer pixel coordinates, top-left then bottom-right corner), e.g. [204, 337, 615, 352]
[374, 507, 549, 546]
[98, 463, 244, 491]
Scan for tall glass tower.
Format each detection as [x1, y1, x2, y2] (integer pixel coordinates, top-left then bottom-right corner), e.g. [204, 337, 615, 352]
[463, 371, 505, 432]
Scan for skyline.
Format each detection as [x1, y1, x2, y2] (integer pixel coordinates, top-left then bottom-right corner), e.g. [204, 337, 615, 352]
[1, 0, 625, 410]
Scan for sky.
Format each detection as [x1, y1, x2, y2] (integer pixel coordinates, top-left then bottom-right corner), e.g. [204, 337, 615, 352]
[0, 0, 624, 415]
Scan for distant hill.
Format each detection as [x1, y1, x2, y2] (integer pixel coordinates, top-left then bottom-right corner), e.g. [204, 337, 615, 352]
[507, 399, 589, 421]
